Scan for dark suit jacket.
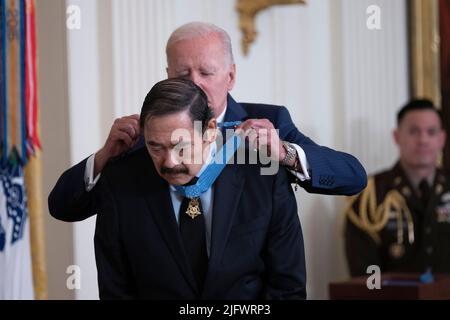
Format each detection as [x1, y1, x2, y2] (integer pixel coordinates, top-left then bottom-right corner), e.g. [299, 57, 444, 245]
[48, 95, 367, 222]
[95, 148, 306, 299]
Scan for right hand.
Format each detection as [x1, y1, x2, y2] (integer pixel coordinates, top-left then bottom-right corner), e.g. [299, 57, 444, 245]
[94, 114, 140, 175]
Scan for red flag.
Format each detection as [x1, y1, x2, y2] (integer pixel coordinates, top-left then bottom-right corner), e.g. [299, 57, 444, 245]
[25, 0, 40, 155]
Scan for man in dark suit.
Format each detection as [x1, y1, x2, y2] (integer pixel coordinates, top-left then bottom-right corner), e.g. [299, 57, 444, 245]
[95, 78, 306, 299]
[48, 22, 367, 222]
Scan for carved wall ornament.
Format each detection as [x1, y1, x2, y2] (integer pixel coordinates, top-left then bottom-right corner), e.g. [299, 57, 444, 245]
[236, 0, 306, 56]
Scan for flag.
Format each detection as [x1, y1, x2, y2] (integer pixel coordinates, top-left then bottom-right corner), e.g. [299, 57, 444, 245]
[0, 161, 33, 299]
[0, 0, 46, 299]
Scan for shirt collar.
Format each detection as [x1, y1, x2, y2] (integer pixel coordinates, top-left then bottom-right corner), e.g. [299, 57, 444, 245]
[197, 141, 217, 177]
[215, 104, 227, 124]
[398, 162, 436, 190]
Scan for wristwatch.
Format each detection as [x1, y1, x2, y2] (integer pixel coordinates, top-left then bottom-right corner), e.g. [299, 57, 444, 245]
[280, 141, 297, 166]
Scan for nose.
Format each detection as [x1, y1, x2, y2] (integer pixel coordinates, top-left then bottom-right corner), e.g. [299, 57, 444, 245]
[162, 149, 182, 169]
[419, 131, 430, 144]
[189, 72, 205, 90]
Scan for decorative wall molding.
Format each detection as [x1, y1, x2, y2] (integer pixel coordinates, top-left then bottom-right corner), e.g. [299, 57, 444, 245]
[235, 0, 305, 56]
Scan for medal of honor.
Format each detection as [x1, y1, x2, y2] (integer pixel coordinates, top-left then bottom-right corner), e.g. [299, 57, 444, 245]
[186, 198, 202, 219]
[401, 186, 411, 197]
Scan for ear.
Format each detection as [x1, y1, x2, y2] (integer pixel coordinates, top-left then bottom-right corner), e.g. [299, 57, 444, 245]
[439, 130, 447, 149]
[204, 119, 218, 143]
[393, 129, 400, 145]
[227, 64, 236, 91]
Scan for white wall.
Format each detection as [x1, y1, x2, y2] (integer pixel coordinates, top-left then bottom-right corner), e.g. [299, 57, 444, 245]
[66, 0, 102, 299]
[61, 0, 409, 299]
[340, 0, 409, 173]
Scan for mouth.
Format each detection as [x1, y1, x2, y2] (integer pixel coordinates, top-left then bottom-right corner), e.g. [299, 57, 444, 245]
[163, 173, 191, 186]
[416, 148, 432, 155]
[164, 172, 185, 177]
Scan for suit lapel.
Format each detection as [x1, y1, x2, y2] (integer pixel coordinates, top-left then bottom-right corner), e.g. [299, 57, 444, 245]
[202, 163, 246, 296]
[224, 94, 248, 122]
[137, 164, 199, 294]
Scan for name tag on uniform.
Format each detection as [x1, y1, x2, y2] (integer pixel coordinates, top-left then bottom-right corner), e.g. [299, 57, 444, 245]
[436, 201, 450, 224]
[441, 192, 450, 203]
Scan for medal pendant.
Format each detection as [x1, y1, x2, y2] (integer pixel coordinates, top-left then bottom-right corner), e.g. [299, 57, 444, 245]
[186, 198, 201, 219]
[389, 243, 405, 259]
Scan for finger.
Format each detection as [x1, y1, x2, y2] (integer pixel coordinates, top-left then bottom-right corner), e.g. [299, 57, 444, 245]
[127, 114, 140, 121]
[117, 116, 141, 136]
[258, 118, 275, 129]
[113, 124, 135, 141]
[234, 128, 244, 136]
[112, 118, 136, 135]
[247, 130, 259, 151]
[125, 115, 140, 128]
[256, 129, 269, 146]
[249, 137, 259, 152]
[119, 122, 139, 139]
[254, 129, 271, 151]
[253, 126, 278, 147]
[241, 119, 275, 131]
[130, 137, 140, 148]
[242, 127, 257, 140]
[120, 117, 140, 134]
[236, 119, 256, 131]
[113, 131, 134, 147]
[253, 126, 268, 136]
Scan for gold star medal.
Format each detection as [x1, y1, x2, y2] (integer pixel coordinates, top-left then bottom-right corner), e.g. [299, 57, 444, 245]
[186, 197, 202, 219]
[389, 243, 405, 259]
[401, 186, 411, 198]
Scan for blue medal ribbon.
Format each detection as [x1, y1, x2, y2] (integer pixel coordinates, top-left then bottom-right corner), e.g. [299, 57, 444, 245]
[217, 121, 241, 129]
[174, 121, 242, 198]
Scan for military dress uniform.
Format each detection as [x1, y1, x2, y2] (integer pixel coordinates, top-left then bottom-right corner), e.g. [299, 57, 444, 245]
[344, 162, 450, 276]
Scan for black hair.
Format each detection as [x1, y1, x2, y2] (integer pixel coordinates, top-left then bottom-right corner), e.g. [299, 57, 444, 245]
[140, 78, 214, 132]
[397, 99, 442, 126]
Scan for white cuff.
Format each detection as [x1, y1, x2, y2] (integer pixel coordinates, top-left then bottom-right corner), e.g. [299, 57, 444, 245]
[84, 153, 101, 192]
[288, 144, 311, 181]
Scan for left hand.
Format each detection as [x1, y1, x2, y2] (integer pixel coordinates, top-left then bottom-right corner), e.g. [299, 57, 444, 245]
[236, 119, 286, 162]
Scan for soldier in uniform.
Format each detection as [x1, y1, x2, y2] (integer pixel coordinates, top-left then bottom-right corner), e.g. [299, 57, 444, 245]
[344, 99, 450, 277]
